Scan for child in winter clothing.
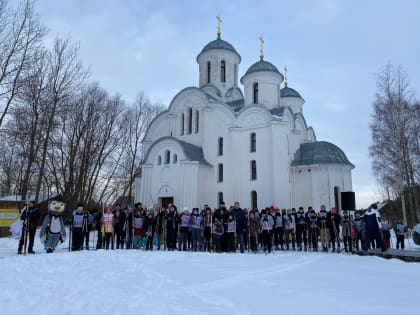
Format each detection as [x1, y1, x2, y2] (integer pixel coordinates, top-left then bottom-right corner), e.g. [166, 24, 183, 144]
[226, 215, 236, 252]
[190, 208, 203, 251]
[341, 210, 353, 252]
[318, 205, 330, 252]
[102, 207, 114, 250]
[380, 216, 391, 249]
[203, 208, 212, 252]
[274, 209, 284, 250]
[212, 218, 224, 252]
[283, 209, 295, 250]
[179, 208, 190, 251]
[394, 223, 407, 250]
[307, 208, 319, 251]
[260, 210, 274, 253]
[133, 209, 143, 249]
[249, 212, 260, 253]
[353, 213, 365, 250]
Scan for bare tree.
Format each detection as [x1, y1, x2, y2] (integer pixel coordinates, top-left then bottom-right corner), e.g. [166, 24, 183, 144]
[369, 64, 420, 225]
[0, 0, 47, 128]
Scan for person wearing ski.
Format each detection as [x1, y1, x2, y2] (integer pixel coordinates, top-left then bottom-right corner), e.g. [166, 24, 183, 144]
[190, 208, 203, 251]
[166, 205, 178, 251]
[353, 212, 365, 250]
[248, 212, 260, 253]
[39, 201, 66, 253]
[307, 208, 319, 251]
[318, 205, 330, 252]
[18, 200, 40, 254]
[362, 203, 387, 252]
[179, 208, 190, 251]
[145, 210, 155, 250]
[133, 208, 143, 249]
[71, 205, 84, 251]
[231, 202, 246, 253]
[283, 209, 295, 250]
[81, 208, 94, 250]
[341, 210, 353, 253]
[214, 201, 230, 252]
[203, 207, 212, 252]
[329, 207, 341, 252]
[102, 207, 114, 250]
[380, 215, 391, 249]
[273, 208, 284, 250]
[212, 218, 224, 252]
[226, 214, 236, 252]
[113, 204, 122, 249]
[394, 222, 407, 250]
[295, 207, 308, 251]
[260, 209, 274, 253]
[94, 209, 103, 249]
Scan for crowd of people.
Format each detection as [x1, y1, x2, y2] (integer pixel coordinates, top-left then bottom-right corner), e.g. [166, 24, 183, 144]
[68, 201, 409, 254]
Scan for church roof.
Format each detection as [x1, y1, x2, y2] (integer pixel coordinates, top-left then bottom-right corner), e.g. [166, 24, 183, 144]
[197, 36, 241, 61]
[138, 137, 212, 175]
[242, 59, 283, 78]
[291, 141, 354, 168]
[281, 86, 302, 99]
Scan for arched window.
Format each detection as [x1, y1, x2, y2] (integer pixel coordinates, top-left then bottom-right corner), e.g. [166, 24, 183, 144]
[195, 110, 199, 133]
[173, 154, 178, 164]
[188, 108, 193, 134]
[218, 192, 224, 204]
[157, 156, 162, 165]
[218, 163, 223, 182]
[181, 113, 185, 135]
[165, 150, 170, 164]
[253, 82, 258, 104]
[221, 60, 226, 82]
[250, 132, 256, 152]
[251, 160, 257, 180]
[251, 191, 258, 210]
[207, 61, 211, 83]
[218, 137, 223, 156]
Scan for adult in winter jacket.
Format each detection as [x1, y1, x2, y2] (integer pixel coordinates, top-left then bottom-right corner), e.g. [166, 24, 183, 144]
[179, 208, 190, 251]
[248, 212, 260, 253]
[329, 208, 341, 252]
[307, 208, 319, 251]
[102, 207, 115, 250]
[273, 209, 284, 250]
[190, 208, 203, 251]
[353, 213, 365, 250]
[362, 203, 386, 252]
[71, 204, 84, 251]
[18, 201, 40, 254]
[283, 209, 295, 250]
[260, 210, 274, 253]
[295, 207, 308, 251]
[214, 201, 230, 252]
[394, 223, 407, 250]
[166, 205, 178, 250]
[341, 210, 353, 252]
[231, 202, 246, 253]
[380, 215, 391, 249]
[318, 205, 330, 252]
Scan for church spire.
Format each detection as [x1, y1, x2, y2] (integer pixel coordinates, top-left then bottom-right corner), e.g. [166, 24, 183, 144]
[284, 65, 288, 86]
[216, 15, 222, 38]
[259, 35, 264, 60]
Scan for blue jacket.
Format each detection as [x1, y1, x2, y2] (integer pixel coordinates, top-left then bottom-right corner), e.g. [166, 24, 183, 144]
[232, 208, 246, 232]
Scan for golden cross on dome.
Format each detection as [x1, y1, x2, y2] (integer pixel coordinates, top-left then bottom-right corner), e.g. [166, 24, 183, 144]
[259, 35, 264, 60]
[216, 15, 222, 37]
[284, 66, 288, 86]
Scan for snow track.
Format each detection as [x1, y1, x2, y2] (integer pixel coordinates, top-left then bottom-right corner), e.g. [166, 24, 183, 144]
[0, 236, 419, 315]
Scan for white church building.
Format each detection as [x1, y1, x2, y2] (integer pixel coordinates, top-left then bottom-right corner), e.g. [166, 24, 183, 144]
[135, 28, 354, 210]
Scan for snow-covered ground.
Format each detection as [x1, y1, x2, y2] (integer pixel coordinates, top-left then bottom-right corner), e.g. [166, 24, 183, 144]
[1, 233, 419, 315]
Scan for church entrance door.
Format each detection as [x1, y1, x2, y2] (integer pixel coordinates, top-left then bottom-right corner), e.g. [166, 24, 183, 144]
[160, 197, 174, 208]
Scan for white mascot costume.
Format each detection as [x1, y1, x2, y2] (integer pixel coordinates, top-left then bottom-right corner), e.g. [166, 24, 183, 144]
[39, 201, 66, 253]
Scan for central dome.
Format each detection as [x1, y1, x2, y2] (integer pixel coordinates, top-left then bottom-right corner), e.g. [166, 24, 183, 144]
[197, 36, 241, 61]
[244, 60, 282, 76]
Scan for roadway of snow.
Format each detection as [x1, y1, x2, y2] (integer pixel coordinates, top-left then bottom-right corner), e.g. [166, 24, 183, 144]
[0, 234, 419, 315]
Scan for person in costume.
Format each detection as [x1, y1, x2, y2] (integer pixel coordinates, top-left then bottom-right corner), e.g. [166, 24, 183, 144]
[39, 201, 66, 253]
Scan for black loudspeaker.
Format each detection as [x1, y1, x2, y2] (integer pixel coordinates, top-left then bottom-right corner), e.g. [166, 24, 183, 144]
[341, 191, 356, 210]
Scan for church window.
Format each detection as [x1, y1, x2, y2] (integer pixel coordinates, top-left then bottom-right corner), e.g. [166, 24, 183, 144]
[251, 191, 258, 210]
[195, 110, 199, 133]
[251, 160, 257, 180]
[221, 60, 226, 82]
[218, 137, 223, 156]
[207, 61, 211, 83]
[173, 154, 178, 164]
[218, 192, 224, 204]
[253, 82, 258, 104]
[165, 150, 170, 164]
[188, 108, 193, 134]
[250, 132, 256, 152]
[218, 163, 223, 182]
[157, 156, 162, 165]
[181, 114, 185, 135]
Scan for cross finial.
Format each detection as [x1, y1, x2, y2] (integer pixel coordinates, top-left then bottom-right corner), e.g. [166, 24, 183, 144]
[284, 65, 288, 86]
[216, 15, 222, 38]
[259, 35, 264, 60]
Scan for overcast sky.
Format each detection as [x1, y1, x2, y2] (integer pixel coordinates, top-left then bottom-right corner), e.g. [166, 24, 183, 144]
[34, 0, 420, 208]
